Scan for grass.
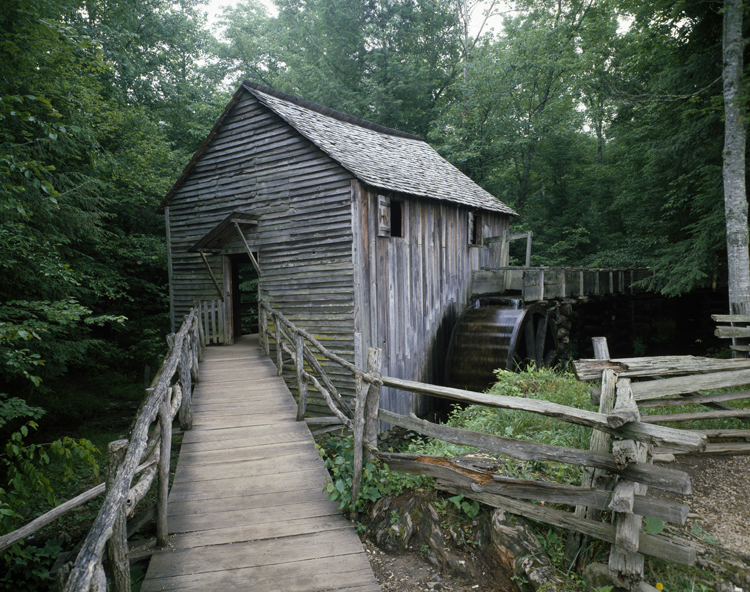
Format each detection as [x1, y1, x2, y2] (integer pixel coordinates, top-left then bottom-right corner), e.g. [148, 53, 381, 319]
[404, 366, 593, 484]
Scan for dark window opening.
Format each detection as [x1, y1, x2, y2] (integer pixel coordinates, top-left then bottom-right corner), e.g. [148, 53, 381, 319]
[391, 200, 404, 238]
[230, 253, 259, 336]
[469, 212, 482, 245]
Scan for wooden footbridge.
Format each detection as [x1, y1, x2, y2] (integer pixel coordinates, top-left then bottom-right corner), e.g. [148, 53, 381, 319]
[8, 302, 750, 592]
[141, 335, 379, 591]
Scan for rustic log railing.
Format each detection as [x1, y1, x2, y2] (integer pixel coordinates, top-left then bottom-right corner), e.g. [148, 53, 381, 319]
[576, 352, 750, 455]
[258, 302, 702, 589]
[31, 304, 203, 592]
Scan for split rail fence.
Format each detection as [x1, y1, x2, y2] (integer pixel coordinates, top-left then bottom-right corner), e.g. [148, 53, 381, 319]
[0, 303, 204, 592]
[258, 302, 704, 591]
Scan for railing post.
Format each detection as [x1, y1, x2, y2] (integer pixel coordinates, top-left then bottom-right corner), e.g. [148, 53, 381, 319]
[157, 395, 172, 547]
[275, 318, 283, 376]
[364, 348, 383, 461]
[178, 324, 193, 431]
[295, 332, 308, 421]
[260, 306, 270, 357]
[565, 337, 614, 566]
[350, 373, 368, 521]
[105, 439, 130, 592]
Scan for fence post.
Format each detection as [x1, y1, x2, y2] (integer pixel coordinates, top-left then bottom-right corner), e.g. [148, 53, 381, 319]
[608, 378, 648, 588]
[295, 332, 308, 421]
[178, 324, 193, 431]
[350, 373, 368, 521]
[565, 337, 613, 566]
[260, 307, 270, 357]
[157, 395, 172, 547]
[275, 317, 283, 376]
[105, 439, 130, 592]
[364, 348, 383, 461]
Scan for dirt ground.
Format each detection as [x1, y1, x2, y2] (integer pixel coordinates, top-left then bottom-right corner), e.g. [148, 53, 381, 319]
[361, 539, 495, 592]
[655, 453, 750, 556]
[359, 454, 750, 592]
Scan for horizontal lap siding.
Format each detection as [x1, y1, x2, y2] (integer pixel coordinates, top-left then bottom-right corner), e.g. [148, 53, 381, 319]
[168, 92, 357, 415]
[354, 184, 505, 418]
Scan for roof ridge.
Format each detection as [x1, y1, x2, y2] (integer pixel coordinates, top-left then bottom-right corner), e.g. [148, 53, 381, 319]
[242, 80, 424, 142]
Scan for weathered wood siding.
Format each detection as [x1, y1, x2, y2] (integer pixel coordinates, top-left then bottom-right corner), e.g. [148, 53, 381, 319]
[352, 182, 508, 417]
[167, 91, 358, 415]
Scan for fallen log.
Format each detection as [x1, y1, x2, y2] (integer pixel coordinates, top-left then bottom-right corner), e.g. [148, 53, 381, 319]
[437, 482, 696, 566]
[378, 409, 692, 493]
[376, 451, 688, 524]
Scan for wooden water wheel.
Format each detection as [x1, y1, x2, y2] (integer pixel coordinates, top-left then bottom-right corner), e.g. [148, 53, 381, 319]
[445, 303, 557, 393]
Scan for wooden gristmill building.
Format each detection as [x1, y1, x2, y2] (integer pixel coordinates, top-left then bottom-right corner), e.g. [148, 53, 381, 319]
[159, 81, 517, 417]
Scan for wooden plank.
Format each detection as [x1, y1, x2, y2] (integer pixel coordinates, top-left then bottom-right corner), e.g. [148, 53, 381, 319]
[380, 376, 706, 452]
[641, 408, 750, 424]
[145, 530, 366, 580]
[165, 516, 353, 551]
[172, 454, 327, 484]
[377, 409, 691, 493]
[168, 488, 330, 518]
[711, 314, 750, 323]
[715, 326, 750, 338]
[141, 553, 378, 592]
[378, 453, 686, 524]
[167, 500, 342, 534]
[574, 355, 750, 381]
[438, 482, 696, 565]
[631, 369, 750, 400]
[637, 390, 750, 408]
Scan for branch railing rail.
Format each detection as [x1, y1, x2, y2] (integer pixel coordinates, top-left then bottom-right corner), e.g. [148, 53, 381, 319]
[259, 302, 705, 589]
[44, 302, 204, 592]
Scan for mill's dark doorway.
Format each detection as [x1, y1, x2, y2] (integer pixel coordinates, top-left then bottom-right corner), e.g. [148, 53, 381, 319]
[229, 252, 259, 337]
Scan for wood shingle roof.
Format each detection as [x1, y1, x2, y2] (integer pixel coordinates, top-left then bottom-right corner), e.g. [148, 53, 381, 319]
[159, 81, 517, 216]
[244, 82, 517, 216]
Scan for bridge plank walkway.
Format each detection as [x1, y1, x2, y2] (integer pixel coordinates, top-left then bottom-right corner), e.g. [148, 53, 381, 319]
[141, 335, 380, 592]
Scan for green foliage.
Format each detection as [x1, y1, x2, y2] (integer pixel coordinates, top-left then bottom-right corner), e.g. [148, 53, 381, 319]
[643, 517, 664, 535]
[406, 367, 592, 485]
[0, 421, 100, 536]
[447, 494, 480, 519]
[317, 435, 411, 513]
[0, 538, 63, 592]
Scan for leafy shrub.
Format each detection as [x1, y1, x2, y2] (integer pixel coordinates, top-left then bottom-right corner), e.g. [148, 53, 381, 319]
[0, 538, 63, 592]
[407, 367, 591, 452]
[317, 435, 415, 513]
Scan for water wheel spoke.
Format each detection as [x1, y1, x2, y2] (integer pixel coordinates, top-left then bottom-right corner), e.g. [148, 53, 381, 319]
[535, 313, 548, 367]
[523, 318, 536, 365]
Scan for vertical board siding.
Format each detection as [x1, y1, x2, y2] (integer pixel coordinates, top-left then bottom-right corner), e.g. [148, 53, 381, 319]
[355, 184, 506, 417]
[168, 91, 357, 415]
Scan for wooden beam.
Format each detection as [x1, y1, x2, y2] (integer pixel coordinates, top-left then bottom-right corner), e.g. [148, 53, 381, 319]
[483, 232, 534, 244]
[232, 221, 262, 277]
[715, 326, 750, 338]
[640, 408, 750, 424]
[376, 452, 687, 524]
[436, 482, 696, 566]
[630, 369, 750, 400]
[573, 355, 750, 381]
[199, 251, 224, 302]
[377, 409, 692, 493]
[379, 376, 706, 452]
[712, 314, 750, 322]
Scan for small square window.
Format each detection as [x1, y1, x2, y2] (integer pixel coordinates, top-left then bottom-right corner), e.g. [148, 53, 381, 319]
[377, 195, 404, 238]
[390, 200, 404, 238]
[468, 212, 482, 245]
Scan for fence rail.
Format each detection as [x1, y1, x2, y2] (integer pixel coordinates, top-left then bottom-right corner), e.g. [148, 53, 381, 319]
[41, 303, 203, 592]
[257, 301, 704, 589]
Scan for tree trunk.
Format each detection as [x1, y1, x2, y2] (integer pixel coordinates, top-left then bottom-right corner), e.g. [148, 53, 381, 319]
[723, 0, 750, 317]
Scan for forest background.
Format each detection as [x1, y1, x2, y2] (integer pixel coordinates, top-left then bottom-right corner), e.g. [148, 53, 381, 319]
[0, 0, 743, 552]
